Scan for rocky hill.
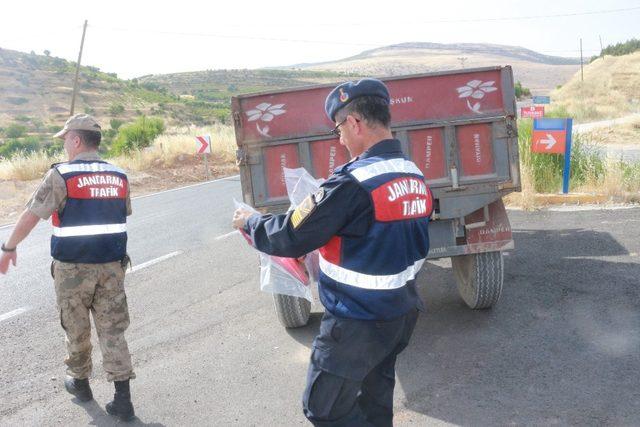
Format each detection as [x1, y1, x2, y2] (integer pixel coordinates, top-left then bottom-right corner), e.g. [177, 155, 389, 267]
[281, 42, 582, 95]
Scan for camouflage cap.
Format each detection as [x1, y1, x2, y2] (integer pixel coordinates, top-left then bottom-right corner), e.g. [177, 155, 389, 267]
[53, 114, 102, 139]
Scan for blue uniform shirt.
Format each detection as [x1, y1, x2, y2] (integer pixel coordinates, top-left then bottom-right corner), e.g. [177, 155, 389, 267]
[244, 139, 427, 318]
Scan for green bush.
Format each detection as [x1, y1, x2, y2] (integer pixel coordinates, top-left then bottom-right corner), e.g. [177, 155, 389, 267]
[48, 124, 61, 134]
[514, 81, 532, 100]
[0, 137, 40, 158]
[15, 115, 31, 122]
[110, 116, 165, 155]
[110, 119, 124, 130]
[44, 139, 64, 156]
[31, 119, 44, 132]
[4, 124, 28, 138]
[109, 103, 125, 116]
[600, 38, 640, 57]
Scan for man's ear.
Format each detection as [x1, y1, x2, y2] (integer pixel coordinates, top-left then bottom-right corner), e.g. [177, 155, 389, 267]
[348, 115, 361, 135]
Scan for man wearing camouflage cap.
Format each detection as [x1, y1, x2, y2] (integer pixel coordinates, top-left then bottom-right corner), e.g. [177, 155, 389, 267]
[0, 114, 136, 421]
[233, 79, 432, 426]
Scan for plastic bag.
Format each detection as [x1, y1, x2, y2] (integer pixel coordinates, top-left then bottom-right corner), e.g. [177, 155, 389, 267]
[234, 167, 324, 302]
[283, 167, 323, 285]
[283, 167, 324, 209]
[234, 199, 313, 302]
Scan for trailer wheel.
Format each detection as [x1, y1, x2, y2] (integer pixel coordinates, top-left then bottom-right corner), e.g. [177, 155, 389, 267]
[451, 251, 503, 309]
[273, 294, 311, 328]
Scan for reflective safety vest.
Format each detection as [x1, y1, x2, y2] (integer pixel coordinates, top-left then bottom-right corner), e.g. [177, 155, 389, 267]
[51, 160, 128, 263]
[319, 155, 433, 320]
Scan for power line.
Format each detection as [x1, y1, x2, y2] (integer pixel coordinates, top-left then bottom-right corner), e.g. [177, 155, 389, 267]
[88, 4, 640, 50]
[89, 24, 606, 54]
[407, 5, 640, 23]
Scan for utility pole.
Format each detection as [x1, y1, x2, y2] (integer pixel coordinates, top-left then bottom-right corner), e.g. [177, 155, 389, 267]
[70, 20, 88, 116]
[599, 35, 604, 58]
[580, 38, 584, 82]
[457, 57, 467, 69]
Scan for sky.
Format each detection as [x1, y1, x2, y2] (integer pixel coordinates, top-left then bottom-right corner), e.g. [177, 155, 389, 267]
[0, 0, 638, 79]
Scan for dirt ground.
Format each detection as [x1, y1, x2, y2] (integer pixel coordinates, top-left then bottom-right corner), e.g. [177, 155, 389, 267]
[0, 154, 238, 226]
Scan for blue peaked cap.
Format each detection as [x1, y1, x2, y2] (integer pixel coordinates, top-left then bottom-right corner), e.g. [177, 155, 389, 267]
[324, 78, 390, 122]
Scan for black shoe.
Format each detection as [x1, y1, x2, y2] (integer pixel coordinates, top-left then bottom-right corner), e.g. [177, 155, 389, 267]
[106, 392, 135, 422]
[63, 376, 93, 402]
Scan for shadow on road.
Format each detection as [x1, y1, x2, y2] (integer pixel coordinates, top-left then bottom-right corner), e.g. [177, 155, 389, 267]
[286, 312, 322, 347]
[72, 398, 166, 427]
[281, 226, 638, 424]
[397, 228, 639, 425]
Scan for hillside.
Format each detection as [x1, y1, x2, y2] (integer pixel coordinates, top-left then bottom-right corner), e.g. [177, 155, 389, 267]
[0, 41, 585, 151]
[137, 69, 363, 106]
[0, 48, 193, 127]
[0, 47, 360, 132]
[283, 42, 581, 95]
[551, 51, 640, 121]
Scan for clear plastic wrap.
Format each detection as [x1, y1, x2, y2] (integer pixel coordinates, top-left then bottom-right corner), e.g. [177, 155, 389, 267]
[234, 199, 313, 302]
[234, 167, 324, 302]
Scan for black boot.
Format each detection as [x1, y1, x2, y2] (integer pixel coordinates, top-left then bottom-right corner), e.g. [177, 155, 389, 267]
[106, 380, 135, 422]
[63, 376, 93, 402]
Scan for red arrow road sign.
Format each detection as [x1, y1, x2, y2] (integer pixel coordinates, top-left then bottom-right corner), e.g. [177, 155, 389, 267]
[196, 135, 211, 154]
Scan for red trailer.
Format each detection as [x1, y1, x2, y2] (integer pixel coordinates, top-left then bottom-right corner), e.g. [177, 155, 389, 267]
[232, 66, 521, 328]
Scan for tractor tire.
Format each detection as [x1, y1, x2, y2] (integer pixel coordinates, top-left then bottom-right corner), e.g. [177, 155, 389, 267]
[273, 293, 311, 328]
[452, 251, 504, 309]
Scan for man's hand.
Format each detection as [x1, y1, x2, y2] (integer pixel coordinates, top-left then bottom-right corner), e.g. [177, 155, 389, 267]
[232, 208, 255, 230]
[0, 251, 17, 275]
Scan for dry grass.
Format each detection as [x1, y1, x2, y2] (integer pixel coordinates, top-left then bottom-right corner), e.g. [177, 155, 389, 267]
[112, 124, 236, 171]
[504, 147, 538, 210]
[551, 52, 640, 122]
[580, 117, 640, 145]
[0, 125, 237, 179]
[0, 150, 63, 181]
[573, 156, 640, 198]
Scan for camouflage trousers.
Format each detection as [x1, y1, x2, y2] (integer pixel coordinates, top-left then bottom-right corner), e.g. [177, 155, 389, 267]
[53, 260, 135, 382]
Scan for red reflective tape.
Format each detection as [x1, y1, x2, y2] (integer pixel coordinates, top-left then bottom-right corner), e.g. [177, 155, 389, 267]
[320, 236, 342, 265]
[52, 211, 60, 227]
[371, 177, 433, 222]
[66, 174, 128, 199]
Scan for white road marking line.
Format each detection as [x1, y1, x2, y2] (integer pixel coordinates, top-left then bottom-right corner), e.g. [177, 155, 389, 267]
[130, 251, 182, 273]
[546, 205, 639, 212]
[132, 175, 239, 200]
[216, 230, 239, 240]
[0, 307, 30, 323]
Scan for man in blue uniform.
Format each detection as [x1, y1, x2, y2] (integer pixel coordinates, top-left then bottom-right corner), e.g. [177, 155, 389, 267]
[233, 79, 433, 426]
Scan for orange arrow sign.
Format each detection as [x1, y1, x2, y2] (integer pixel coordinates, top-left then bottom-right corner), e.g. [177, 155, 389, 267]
[532, 130, 566, 154]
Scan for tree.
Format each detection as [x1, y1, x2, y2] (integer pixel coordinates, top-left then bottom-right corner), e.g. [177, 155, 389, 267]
[43, 50, 51, 57]
[514, 81, 531, 100]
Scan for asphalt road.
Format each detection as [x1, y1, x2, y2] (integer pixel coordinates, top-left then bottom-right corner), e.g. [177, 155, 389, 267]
[1, 177, 639, 426]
